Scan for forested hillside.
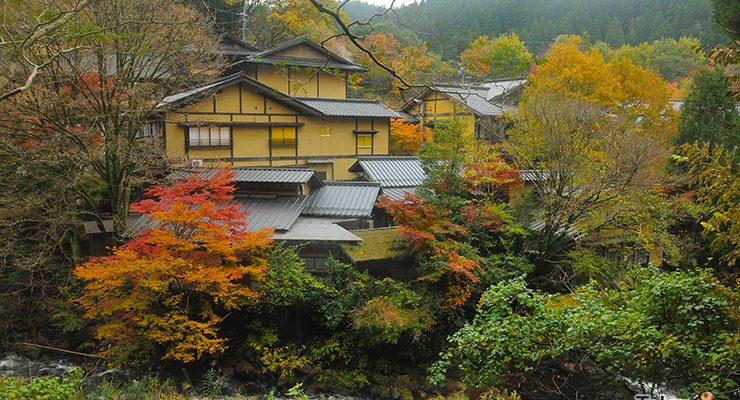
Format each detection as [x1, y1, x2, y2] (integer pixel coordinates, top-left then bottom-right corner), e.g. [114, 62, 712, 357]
[346, 0, 726, 57]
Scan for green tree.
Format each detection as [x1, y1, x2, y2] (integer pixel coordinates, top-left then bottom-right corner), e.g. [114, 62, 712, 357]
[676, 143, 740, 269]
[431, 269, 740, 399]
[460, 34, 533, 78]
[676, 68, 740, 149]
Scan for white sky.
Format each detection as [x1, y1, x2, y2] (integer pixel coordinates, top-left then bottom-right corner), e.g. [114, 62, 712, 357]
[360, 0, 419, 7]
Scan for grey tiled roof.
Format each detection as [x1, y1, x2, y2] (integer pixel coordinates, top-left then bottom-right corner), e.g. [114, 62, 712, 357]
[168, 167, 318, 184]
[349, 156, 426, 188]
[303, 181, 380, 218]
[294, 97, 400, 118]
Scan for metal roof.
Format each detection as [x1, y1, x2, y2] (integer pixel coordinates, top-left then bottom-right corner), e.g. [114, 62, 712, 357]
[401, 79, 526, 117]
[303, 181, 380, 218]
[349, 156, 426, 188]
[519, 169, 551, 182]
[168, 167, 318, 184]
[380, 187, 417, 201]
[235, 195, 308, 231]
[126, 194, 308, 235]
[251, 36, 365, 71]
[481, 79, 527, 101]
[431, 84, 510, 117]
[158, 74, 241, 108]
[272, 217, 362, 242]
[158, 73, 320, 115]
[244, 56, 367, 71]
[220, 35, 259, 55]
[294, 97, 400, 118]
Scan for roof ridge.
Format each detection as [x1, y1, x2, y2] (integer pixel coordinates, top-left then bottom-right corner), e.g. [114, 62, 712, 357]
[321, 180, 381, 186]
[294, 96, 382, 103]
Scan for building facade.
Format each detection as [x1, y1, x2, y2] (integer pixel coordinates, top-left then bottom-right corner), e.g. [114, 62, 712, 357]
[157, 37, 399, 180]
[400, 79, 526, 142]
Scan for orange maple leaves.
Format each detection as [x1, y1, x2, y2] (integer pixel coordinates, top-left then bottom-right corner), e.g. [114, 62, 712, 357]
[378, 193, 480, 307]
[75, 167, 273, 365]
[390, 118, 431, 155]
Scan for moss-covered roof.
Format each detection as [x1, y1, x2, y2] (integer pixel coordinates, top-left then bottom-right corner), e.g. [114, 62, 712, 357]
[341, 227, 409, 262]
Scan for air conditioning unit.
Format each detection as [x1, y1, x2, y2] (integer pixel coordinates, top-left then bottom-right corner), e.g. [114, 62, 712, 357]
[190, 159, 204, 168]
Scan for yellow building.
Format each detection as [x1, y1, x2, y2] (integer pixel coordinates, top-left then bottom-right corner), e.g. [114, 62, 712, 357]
[156, 37, 398, 180]
[400, 80, 526, 141]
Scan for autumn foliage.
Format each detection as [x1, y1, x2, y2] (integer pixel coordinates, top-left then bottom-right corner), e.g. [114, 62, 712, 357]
[460, 33, 533, 78]
[75, 167, 273, 365]
[462, 155, 522, 200]
[377, 194, 480, 307]
[390, 118, 431, 155]
[530, 42, 672, 123]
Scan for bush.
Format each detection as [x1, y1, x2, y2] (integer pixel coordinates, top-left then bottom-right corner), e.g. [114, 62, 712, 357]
[0, 368, 82, 400]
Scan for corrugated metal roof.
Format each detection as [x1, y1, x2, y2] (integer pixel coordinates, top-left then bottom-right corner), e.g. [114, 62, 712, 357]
[519, 169, 551, 182]
[235, 195, 307, 231]
[126, 194, 308, 235]
[252, 36, 364, 70]
[481, 79, 527, 101]
[168, 167, 318, 184]
[294, 97, 400, 118]
[303, 181, 380, 218]
[159, 74, 241, 108]
[380, 187, 417, 201]
[431, 84, 510, 116]
[350, 156, 426, 188]
[273, 217, 362, 242]
[246, 56, 366, 71]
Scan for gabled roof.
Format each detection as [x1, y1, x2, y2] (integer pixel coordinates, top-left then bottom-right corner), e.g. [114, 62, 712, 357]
[168, 167, 321, 186]
[349, 156, 426, 188]
[159, 73, 396, 119]
[401, 79, 526, 117]
[294, 97, 400, 118]
[303, 181, 380, 218]
[248, 36, 366, 72]
[158, 73, 320, 115]
[220, 34, 259, 56]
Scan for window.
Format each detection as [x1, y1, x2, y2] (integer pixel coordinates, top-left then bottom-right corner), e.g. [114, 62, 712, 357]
[357, 134, 373, 148]
[320, 127, 332, 137]
[188, 126, 230, 147]
[271, 127, 297, 146]
[136, 123, 162, 138]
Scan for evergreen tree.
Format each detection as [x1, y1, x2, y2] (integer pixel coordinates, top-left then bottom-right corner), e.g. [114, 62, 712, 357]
[676, 69, 740, 149]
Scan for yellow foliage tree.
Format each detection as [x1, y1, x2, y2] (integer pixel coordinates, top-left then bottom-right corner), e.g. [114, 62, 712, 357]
[530, 42, 673, 124]
[390, 118, 431, 155]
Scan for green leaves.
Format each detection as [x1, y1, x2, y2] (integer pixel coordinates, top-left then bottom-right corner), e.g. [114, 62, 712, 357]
[433, 269, 739, 397]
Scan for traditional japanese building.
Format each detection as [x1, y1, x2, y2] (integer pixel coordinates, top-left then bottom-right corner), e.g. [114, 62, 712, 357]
[155, 36, 399, 180]
[400, 79, 526, 141]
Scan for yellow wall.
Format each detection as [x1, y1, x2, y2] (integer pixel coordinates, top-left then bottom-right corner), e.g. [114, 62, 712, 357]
[416, 90, 477, 137]
[255, 65, 347, 99]
[164, 82, 390, 180]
